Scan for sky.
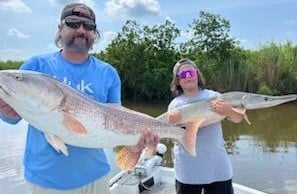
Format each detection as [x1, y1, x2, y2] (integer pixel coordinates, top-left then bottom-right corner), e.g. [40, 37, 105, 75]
[0, 0, 297, 61]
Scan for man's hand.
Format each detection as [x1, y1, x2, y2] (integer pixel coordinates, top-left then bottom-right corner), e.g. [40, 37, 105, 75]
[131, 130, 160, 153]
[0, 98, 20, 119]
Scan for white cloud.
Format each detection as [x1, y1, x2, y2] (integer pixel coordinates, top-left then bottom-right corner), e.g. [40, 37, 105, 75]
[49, 0, 74, 5]
[102, 31, 118, 43]
[0, 0, 31, 13]
[49, 0, 96, 8]
[8, 28, 30, 39]
[0, 49, 24, 61]
[46, 43, 58, 51]
[105, 0, 160, 18]
[78, 0, 96, 7]
[93, 31, 118, 52]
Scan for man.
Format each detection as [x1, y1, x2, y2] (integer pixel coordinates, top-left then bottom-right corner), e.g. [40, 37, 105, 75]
[0, 3, 158, 194]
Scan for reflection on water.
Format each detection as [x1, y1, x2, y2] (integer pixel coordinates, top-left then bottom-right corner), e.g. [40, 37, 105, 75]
[0, 120, 27, 194]
[222, 104, 297, 194]
[0, 102, 296, 194]
[229, 136, 297, 194]
[223, 104, 297, 153]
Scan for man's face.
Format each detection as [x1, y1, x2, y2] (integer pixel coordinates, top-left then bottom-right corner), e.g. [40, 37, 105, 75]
[60, 7, 96, 53]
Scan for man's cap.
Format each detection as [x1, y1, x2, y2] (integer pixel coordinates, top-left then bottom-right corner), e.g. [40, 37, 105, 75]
[173, 58, 197, 76]
[60, 3, 96, 22]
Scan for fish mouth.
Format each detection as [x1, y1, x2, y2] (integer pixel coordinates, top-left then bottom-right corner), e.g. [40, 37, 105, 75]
[270, 94, 297, 103]
[0, 85, 11, 97]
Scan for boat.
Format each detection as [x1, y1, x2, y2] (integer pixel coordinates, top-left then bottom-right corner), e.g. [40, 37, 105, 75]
[109, 144, 267, 194]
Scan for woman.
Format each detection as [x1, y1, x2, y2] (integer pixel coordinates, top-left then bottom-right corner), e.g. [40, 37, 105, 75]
[167, 58, 243, 194]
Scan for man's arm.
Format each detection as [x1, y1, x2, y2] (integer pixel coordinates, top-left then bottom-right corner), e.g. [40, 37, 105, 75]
[0, 99, 21, 124]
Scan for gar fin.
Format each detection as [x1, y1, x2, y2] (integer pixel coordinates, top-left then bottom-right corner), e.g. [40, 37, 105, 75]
[243, 114, 251, 125]
[232, 108, 251, 125]
[44, 133, 68, 156]
[179, 118, 206, 157]
[62, 111, 87, 134]
[115, 146, 142, 170]
[232, 107, 246, 115]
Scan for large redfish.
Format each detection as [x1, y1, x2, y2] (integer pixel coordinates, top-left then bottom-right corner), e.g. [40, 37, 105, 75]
[0, 70, 198, 170]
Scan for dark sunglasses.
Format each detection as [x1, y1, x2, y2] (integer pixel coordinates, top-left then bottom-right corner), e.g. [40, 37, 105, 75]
[178, 68, 197, 79]
[63, 18, 96, 31]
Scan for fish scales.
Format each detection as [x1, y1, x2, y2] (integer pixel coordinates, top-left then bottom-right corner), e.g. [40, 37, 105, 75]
[0, 70, 187, 149]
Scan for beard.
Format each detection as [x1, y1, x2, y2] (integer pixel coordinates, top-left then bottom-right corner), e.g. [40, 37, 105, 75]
[61, 33, 95, 53]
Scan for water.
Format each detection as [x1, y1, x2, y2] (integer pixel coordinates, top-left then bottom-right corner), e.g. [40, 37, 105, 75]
[0, 102, 296, 194]
[223, 104, 297, 194]
[0, 120, 26, 194]
[124, 101, 297, 194]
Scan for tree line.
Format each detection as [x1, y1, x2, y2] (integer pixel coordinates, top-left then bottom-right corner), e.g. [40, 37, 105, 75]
[1, 11, 297, 100]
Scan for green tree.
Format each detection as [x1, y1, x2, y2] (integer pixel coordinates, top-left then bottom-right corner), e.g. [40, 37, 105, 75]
[179, 11, 249, 92]
[253, 42, 297, 94]
[0, 60, 23, 70]
[181, 11, 238, 61]
[97, 20, 180, 100]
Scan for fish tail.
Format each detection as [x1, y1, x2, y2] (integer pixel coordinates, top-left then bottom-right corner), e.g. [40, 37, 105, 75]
[115, 146, 142, 170]
[179, 118, 205, 157]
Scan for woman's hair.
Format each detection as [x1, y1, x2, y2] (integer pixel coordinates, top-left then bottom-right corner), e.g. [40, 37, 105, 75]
[170, 58, 206, 97]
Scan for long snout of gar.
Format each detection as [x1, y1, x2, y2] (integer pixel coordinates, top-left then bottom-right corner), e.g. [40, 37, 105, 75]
[244, 94, 297, 109]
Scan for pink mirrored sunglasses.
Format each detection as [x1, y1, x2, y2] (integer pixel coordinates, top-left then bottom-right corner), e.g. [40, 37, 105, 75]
[178, 68, 197, 79]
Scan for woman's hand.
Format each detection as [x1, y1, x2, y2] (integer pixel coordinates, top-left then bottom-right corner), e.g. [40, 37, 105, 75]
[167, 110, 182, 125]
[211, 99, 243, 123]
[211, 99, 233, 115]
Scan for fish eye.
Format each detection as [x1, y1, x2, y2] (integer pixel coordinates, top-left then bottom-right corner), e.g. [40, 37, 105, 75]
[15, 75, 23, 81]
[264, 97, 268, 101]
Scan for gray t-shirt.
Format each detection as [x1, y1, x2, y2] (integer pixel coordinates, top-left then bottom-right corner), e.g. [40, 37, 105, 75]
[168, 89, 232, 184]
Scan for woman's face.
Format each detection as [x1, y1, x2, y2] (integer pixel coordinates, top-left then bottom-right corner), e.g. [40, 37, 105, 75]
[177, 64, 198, 91]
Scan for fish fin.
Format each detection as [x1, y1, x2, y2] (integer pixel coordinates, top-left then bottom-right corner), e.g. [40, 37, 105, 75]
[232, 108, 251, 125]
[144, 146, 157, 157]
[138, 146, 157, 164]
[232, 107, 246, 115]
[44, 133, 68, 156]
[62, 111, 87, 134]
[115, 146, 142, 170]
[106, 103, 154, 119]
[180, 118, 205, 157]
[244, 114, 251, 125]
